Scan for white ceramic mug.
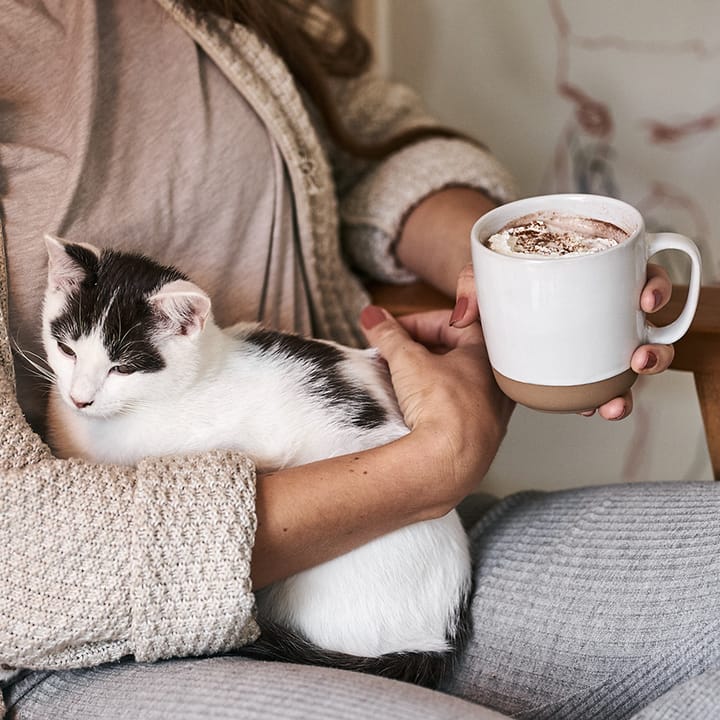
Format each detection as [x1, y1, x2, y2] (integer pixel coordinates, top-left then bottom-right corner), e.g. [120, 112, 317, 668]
[470, 193, 702, 412]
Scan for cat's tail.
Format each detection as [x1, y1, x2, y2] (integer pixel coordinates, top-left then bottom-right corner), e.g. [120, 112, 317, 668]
[238, 618, 464, 688]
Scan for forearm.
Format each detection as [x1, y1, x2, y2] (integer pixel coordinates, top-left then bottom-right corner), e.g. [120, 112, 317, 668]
[396, 187, 497, 296]
[1, 450, 257, 669]
[252, 430, 451, 589]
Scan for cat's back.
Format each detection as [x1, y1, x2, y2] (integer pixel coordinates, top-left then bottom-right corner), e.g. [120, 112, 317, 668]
[220, 324, 408, 469]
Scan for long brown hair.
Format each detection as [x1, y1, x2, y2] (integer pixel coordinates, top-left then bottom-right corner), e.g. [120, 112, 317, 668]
[182, 0, 477, 159]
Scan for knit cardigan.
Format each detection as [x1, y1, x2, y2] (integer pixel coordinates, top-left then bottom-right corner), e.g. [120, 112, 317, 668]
[0, 0, 515, 695]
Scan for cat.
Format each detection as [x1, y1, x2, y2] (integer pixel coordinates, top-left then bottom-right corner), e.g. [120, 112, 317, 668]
[41, 234, 472, 685]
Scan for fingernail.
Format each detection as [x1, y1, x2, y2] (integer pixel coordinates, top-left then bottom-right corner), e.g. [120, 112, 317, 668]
[613, 406, 628, 421]
[449, 296, 468, 326]
[652, 290, 662, 311]
[642, 352, 658, 370]
[360, 305, 386, 330]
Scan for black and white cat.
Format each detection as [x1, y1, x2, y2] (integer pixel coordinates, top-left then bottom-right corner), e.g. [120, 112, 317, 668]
[41, 234, 471, 684]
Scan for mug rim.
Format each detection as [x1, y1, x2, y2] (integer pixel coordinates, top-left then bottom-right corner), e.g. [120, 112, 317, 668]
[471, 193, 644, 264]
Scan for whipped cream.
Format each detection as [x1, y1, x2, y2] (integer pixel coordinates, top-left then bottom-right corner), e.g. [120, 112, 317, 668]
[487, 216, 623, 258]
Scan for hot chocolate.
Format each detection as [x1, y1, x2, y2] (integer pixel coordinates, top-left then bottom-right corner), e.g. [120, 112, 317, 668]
[471, 194, 701, 413]
[486, 212, 628, 258]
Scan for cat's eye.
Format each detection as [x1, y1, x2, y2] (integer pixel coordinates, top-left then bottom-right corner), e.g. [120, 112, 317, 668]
[111, 364, 135, 375]
[57, 341, 76, 359]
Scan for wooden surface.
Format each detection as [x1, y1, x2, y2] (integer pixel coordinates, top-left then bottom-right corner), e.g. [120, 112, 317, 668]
[367, 282, 453, 315]
[656, 285, 720, 480]
[369, 281, 720, 480]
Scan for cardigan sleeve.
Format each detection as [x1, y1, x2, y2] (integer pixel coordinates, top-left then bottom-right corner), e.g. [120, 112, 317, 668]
[0, 365, 259, 672]
[325, 73, 518, 283]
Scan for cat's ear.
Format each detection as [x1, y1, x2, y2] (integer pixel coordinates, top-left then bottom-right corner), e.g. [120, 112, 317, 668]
[44, 234, 101, 291]
[149, 280, 211, 338]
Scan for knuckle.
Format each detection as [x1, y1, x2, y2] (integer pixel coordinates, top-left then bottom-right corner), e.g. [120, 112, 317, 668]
[458, 263, 475, 281]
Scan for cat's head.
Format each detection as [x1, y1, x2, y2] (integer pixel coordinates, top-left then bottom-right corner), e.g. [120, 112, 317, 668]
[42, 234, 212, 418]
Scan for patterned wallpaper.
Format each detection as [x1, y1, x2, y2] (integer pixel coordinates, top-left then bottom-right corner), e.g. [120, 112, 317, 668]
[543, 0, 720, 283]
[380, 0, 716, 492]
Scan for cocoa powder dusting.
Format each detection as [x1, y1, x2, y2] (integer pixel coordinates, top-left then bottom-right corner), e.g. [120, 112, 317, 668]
[510, 220, 594, 256]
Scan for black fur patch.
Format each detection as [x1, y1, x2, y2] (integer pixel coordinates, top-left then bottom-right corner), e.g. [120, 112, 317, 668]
[245, 328, 387, 429]
[241, 619, 451, 688]
[240, 580, 473, 688]
[50, 246, 187, 373]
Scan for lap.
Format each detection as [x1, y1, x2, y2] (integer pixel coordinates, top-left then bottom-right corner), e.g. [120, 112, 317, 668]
[2, 656, 507, 720]
[629, 667, 720, 720]
[5, 482, 719, 720]
[444, 482, 720, 719]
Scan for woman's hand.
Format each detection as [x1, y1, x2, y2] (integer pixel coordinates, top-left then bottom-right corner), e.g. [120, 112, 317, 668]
[450, 262, 676, 420]
[251, 306, 513, 589]
[360, 306, 514, 507]
[394, 186, 675, 420]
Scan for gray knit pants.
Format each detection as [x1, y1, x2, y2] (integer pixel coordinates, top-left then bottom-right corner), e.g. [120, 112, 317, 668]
[4, 482, 719, 720]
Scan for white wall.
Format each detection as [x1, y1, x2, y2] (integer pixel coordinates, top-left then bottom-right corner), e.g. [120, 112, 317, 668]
[368, 0, 716, 494]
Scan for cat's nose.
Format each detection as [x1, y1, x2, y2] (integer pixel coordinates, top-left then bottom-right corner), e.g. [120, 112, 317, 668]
[71, 396, 93, 409]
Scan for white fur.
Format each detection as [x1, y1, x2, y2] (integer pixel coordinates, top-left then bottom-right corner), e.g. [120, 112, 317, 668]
[43, 266, 471, 657]
[149, 279, 212, 337]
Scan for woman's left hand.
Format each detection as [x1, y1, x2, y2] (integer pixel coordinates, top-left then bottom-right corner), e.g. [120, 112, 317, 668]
[450, 261, 675, 421]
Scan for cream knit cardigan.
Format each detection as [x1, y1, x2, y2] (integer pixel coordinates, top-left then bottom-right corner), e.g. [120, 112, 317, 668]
[0, 0, 515, 692]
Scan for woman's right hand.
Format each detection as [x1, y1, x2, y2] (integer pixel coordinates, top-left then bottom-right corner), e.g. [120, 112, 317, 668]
[451, 261, 675, 421]
[360, 305, 514, 514]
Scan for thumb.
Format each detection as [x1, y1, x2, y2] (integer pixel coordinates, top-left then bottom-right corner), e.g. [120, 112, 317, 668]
[450, 263, 480, 328]
[359, 305, 418, 364]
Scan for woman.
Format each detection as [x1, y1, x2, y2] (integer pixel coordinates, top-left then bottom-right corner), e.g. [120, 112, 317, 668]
[1, 2, 717, 719]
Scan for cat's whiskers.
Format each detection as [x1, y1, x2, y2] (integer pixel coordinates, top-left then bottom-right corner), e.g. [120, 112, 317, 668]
[109, 291, 139, 352]
[11, 338, 56, 386]
[117, 319, 142, 349]
[116, 337, 145, 353]
[111, 397, 157, 417]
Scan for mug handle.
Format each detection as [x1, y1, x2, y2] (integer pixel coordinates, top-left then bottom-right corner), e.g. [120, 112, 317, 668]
[645, 232, 702, 345]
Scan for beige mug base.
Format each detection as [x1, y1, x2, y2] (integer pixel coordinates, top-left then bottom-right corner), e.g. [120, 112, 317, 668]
[493, 368, 638, 413]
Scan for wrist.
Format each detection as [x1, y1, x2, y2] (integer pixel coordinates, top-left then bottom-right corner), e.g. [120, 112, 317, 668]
[396, 424, 476, 521]
[407, 408, 506, 518]
[397, 187, 497, 296]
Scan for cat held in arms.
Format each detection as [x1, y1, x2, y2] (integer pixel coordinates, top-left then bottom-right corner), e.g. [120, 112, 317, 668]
[41, 234, 471, 686]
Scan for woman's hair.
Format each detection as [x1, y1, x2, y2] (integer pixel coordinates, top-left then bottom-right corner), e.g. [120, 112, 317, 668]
[183, 0, 476, 159]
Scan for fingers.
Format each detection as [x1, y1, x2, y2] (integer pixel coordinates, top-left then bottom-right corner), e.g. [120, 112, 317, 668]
[640, 263, 672, 313]
[630, 343, 675, 375]
[585, 339, 674, 422]
[580, 393, 632, 420]
[635, 265, 674, 375]
[360, 305, 416, 354]
[361, 306, 487, 364]
[449, 263, 479, 328]
[595, 391, 634, 421]
[398, 309, 486, 350]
